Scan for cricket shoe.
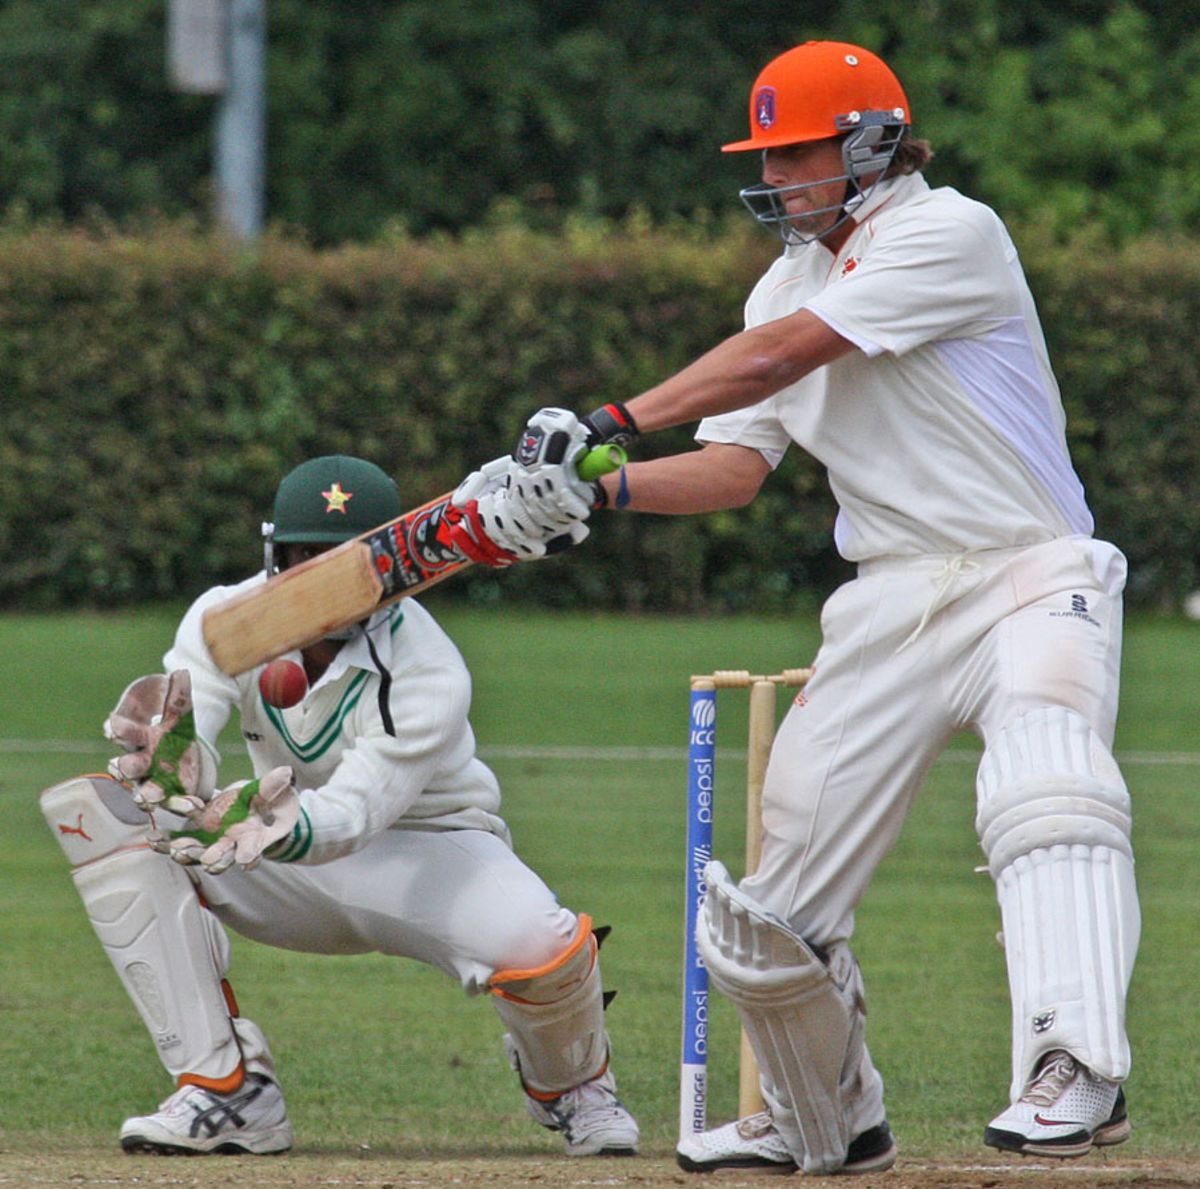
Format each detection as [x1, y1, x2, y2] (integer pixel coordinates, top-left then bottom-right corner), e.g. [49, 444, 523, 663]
[676, 1111, 897, 1175]
[120, 1073, 293, 1155]
[525, 1067, 639, 1156]
[984, 1049, 1131, 1158]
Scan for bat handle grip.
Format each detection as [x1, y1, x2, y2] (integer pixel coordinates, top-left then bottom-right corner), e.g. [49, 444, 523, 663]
[575, 443, 628, 482]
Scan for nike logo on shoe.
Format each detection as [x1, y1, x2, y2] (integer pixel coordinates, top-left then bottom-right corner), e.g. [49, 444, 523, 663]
[1033, 1114, 1085, 1128]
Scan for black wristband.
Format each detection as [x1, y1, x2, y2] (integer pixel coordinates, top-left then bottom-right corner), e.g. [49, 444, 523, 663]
[581, 402, 639, 448]
[591, 480, 609, 509]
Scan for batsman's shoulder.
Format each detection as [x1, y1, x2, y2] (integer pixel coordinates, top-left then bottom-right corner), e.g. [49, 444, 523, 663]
[915, 184, 1008, 241]
[870, 184, 1009, 268]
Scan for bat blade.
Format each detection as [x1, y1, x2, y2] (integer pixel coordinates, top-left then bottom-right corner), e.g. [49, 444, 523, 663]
[203, 491, 469, 676]
[202, 540, 383, 676]
[201, 444, 627, 677]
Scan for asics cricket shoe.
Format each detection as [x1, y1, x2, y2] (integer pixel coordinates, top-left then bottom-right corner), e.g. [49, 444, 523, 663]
[984, 1049, 1130, 1158]
[120, 1073, 293, 1155]
[525, 1067, 639, 1156]
[676, 1111, 897, 1175]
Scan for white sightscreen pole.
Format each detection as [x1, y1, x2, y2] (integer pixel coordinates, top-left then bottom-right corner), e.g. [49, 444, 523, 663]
[214, 0, 266, 239]
[167, 0, 227, 93]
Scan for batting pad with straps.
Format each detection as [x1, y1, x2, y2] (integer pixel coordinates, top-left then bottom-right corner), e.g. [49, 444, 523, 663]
[39, 775, 267, 1090]
[696, 861, 883, 1174]
[976, 706, 1140, 1098]
[488, 913, 610, 1099]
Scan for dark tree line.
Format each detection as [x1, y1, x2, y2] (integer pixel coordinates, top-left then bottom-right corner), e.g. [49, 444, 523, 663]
[1, 1, 1196, 243]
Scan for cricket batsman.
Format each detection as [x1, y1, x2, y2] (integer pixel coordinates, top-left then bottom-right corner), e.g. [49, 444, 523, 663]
[450, 40, 1140, 1177]
[41, 455, 639, 1157]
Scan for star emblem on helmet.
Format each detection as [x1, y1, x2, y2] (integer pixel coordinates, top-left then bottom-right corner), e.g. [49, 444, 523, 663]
[322, 482, 353, 514]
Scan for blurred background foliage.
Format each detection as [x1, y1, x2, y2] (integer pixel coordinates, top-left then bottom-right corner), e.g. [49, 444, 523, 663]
[1, 0, 1198, 244]
[3, 216, 1198, 613]
[2, 0, 1198, 614]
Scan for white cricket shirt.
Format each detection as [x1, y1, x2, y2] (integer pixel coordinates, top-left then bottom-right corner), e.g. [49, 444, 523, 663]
[697, 172, 1093, 562]
[166, 582, 507, 864]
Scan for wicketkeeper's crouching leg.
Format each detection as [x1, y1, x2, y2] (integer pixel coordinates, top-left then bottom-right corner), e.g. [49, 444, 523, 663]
[40, 775, 292, 1155]
[489, 914, 639, 1156]
[676, 861, 895, 1176]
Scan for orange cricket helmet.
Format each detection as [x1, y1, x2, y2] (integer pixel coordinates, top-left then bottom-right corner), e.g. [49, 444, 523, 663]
[723, 41, 912, 245]
[723, 41, 910, 153]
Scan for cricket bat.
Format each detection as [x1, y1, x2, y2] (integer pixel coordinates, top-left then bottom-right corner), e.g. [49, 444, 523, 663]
[201, 445, 625, 676]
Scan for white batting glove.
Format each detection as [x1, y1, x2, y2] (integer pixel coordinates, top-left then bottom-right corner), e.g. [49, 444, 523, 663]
[104, 669, 217, 813]
[451, 408, 602, 561]
[151, 767, 300, 875]
[511, 408, 599, 508]
[452, 467, 588, 562]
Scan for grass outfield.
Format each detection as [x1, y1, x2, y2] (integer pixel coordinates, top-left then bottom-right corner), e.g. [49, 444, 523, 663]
[1, 604, 1197, 1175]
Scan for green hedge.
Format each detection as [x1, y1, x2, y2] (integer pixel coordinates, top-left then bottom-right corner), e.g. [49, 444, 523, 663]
[1, 217, 1196, 613]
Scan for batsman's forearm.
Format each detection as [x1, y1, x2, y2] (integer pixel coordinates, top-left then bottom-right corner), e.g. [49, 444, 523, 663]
[597, 445, 770, 513]
[625, 310, 852, 432]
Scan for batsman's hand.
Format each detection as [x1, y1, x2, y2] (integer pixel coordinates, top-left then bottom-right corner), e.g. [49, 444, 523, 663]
[511, 408, 602, 508]
[450, 449, 590, 567]
[104, 669, 216, 813]
[151, 766, 299, 875]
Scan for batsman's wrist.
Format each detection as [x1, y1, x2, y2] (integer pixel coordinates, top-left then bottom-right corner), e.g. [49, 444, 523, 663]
[591, 466, 630, 510]
[581, 402, 639, 448]
[615, 465, 631, 508]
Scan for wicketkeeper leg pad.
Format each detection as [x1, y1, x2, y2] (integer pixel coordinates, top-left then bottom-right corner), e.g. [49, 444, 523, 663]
[489, 913, 610, 1098]
[976, 706, 1140, 1097]
[40, 775, 247, 1088]
[696, 861, 882, 1174]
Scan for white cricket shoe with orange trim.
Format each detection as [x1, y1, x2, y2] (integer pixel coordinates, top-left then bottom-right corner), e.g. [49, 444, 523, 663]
[120, 1073, 293, 1155]
[524, 1067, 639, 1156]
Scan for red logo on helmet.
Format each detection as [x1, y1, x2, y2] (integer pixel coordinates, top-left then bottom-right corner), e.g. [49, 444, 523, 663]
[755, 87, 777, 130]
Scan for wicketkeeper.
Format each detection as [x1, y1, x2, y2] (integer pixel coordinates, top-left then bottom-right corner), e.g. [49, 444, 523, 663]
[41, 455, 638, 1158]
[450, 39, 1140, 1177]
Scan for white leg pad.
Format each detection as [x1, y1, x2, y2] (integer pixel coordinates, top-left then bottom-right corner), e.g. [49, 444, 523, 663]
[489, 915, 609, 1097]
[976, 707, 1140, 1097]
[40, 776, 244, 1083]
[696, 861, 880, 1174]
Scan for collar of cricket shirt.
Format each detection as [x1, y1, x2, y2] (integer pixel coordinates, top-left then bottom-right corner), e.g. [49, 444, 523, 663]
[788, 170, 931, 262]
[309, 608, 394, 693]
[854, 169, 928, 225]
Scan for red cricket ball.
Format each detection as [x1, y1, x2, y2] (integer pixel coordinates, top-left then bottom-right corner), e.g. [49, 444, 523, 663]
[258, 659, 308, 709]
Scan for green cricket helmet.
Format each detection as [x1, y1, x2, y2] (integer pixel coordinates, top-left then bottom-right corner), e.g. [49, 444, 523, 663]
[263, 455, 402, 573]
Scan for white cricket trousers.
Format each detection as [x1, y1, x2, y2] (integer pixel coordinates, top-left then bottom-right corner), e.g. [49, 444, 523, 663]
[196, 826, 579, 994]
[744, 535, 1127, 944]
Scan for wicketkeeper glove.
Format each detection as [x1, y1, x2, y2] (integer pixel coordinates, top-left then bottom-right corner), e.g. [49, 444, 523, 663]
[150, 766, 300, 875]
[104, 669, 217, 813]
